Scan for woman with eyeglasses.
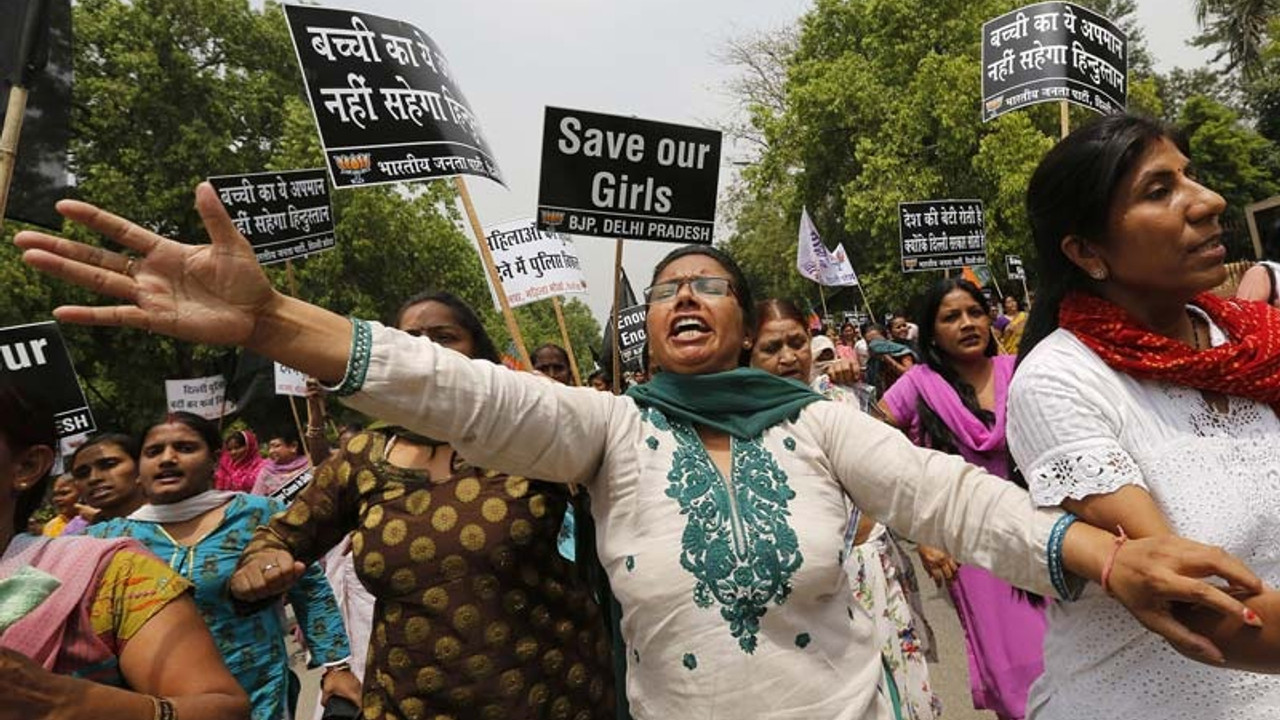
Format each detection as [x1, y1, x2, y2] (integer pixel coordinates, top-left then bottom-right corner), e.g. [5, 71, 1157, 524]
[17, 185, 1272, 719]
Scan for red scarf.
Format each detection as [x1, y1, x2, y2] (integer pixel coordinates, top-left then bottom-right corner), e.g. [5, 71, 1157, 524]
[1059, 291, 1280, 414]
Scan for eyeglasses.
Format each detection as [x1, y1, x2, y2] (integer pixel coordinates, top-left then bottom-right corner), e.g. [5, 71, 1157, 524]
[644, 276, 735, 303]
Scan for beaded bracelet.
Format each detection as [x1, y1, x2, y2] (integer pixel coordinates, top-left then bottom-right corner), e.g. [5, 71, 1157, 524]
[328, 318, 373, 397]
[1047, 512, 1084, 601]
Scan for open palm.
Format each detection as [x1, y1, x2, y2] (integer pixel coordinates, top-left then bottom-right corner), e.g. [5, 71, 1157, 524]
[14, 183, 279, 346]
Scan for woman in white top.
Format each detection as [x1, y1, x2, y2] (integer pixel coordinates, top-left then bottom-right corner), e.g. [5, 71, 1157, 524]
[1008, 113, 1280, 720]
[14, 184, 1267, 719]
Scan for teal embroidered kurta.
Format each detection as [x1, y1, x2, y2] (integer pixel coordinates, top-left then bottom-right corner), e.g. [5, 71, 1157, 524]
[89, 494, 349, 720]
[337, 323, 1070, 720]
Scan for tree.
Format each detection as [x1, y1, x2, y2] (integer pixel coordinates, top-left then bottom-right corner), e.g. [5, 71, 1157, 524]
[1193, 0, 1278, 78]
[719, 0, 1276, 318]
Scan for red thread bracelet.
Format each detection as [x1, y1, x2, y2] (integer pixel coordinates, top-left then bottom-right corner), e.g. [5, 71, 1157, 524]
[1100, 525, 1129, 596]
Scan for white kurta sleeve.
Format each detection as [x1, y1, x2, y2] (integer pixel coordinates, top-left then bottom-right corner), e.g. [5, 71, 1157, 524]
[340, 323, 623, 486]
[809, 401, 1064, 597]
[1007, 333, 1146, 508]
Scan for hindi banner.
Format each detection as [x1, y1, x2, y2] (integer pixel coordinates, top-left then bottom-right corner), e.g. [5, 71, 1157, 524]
[274, 362, 309, 398]
[208, 168, 336, 266]
[898, 200, 988, 273]
[164, 375, 236, 421]
[480, 218, 589, 310]
[283, 4, 503, 188]
[981, 2, 1127, 122]
[1006, 254, 1026, 280]
[537, 107, 721, 244]
[0, 322, 95, 439]
[616, 304, 648, 373]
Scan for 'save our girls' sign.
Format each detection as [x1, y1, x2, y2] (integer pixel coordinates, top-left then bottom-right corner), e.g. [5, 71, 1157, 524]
[0, 322, 96, 439]
[537, 107, 722, 244]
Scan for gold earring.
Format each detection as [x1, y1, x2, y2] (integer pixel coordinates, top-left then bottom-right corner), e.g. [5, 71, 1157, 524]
[1090, 267, 1108, 281]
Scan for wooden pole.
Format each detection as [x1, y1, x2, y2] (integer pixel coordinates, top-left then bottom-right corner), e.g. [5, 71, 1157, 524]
[0, 87, 30, 230]
[611, 238, 624, 393]
[280, 258, 312, 463]
[1020, 276, 1031, 306]
[817, 284, 830, 324]
[1059, 100, 1070, 140]
[859, 286, 877, 325]
[454, 176, 532, 368]
[551, 296, 582, 386]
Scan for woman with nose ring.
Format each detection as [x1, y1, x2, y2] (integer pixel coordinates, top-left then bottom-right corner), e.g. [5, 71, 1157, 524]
[85, 412, 359, 720]
[878, 278, 1047, 720]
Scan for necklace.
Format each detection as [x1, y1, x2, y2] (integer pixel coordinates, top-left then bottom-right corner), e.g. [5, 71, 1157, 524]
[1188, 311, 1203, 350]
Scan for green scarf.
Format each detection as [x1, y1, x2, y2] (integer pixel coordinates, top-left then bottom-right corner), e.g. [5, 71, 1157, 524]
[626, 367, 823, 439]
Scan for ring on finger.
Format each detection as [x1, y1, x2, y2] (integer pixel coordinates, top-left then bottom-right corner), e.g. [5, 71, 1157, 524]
[262, 562, 278, 572]
[123, 257, 137, 277]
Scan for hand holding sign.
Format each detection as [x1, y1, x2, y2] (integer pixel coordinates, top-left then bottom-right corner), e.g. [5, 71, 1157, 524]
[15, 184, 279, 346]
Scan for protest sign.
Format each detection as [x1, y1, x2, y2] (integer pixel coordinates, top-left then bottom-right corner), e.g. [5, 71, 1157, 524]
[616, 304, 648, 373]
[1246, 195, 1280, 259]
[164, 375, 236, 421]
[274, 362, 309, 398]
[899, 200, 987, 273]
[270, 467, 314, 506]
[283, 4, 502, 189]
[536, 107, 721, 244]
[208, 168, 335, 266]
[982, 2, 1127, 122]
[1006, 254, 1026, 280]
[481, 218, 588, 310]
[0, 321, 95, 438]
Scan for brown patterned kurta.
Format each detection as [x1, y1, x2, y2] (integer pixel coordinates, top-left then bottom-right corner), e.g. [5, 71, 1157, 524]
[243, 431, 616, 720]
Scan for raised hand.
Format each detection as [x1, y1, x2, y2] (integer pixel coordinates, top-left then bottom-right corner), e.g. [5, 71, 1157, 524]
[14, 183, 281, 347]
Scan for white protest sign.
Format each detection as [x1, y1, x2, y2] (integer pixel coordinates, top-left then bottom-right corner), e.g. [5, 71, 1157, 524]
[274, 362, 309, 397]
[164, 375, 236, 420]
[480, 218, 588, 310]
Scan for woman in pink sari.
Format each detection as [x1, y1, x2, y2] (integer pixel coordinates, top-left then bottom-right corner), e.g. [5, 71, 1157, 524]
[215, 429, 266, 492]
[878, 278, 1047, 720]
[0, 379, 249, 720]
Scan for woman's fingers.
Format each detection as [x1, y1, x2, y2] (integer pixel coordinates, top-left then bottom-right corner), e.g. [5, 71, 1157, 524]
[1137, 609, 1225, 665]
[55, 199, 164, 255]
[20, 248, 140, 302]
[13, 230, 134, 275]
[1176, 542, 1266, 596]
[52, 305, 153, 331]
[194, 182, 254, 253]
[1161, 573, 1261, 628]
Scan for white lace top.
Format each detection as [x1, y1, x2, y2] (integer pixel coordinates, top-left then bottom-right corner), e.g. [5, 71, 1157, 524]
[1007, 316, 1280, 719]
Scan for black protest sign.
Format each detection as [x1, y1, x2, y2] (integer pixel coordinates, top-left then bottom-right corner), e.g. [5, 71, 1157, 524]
[0, 322, 95, 439]
[899, 200, 987, 273]
[208, 169, 335, 266]
[270, 468, 314, 506]
[616, 305, 648, 373]
[283, 4, 502, 189]
[982, 2, 1126, 122]
[537, 107, 721, 244]
[1006, 254, 1026, 280]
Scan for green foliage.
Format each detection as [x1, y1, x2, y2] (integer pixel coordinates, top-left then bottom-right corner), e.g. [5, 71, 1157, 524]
[720, 0, 1279, 318]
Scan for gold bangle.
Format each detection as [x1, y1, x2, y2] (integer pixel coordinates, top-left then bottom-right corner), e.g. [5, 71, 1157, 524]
[151, 696, 177, 720]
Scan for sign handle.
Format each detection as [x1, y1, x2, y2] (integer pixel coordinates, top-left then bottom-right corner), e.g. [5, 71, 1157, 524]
[1020, 275, 1031, 306]
[611, 238, 624, 393]
[551, 296, 582, 386]
[0, 86, 30, 231]
[279, 258, 313, 463]
[454, 176, 532, 368]
[817, 284, 830, 324]
[1059, 100, 1070, 140]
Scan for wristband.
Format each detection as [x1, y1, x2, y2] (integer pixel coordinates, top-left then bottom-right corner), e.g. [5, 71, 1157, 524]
[1100, 525, 1129, 596]
[1047, 513, 1084, 601]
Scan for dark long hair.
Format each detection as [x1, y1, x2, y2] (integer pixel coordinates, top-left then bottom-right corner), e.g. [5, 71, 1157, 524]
[648, 245, 756, 366]
[753, 298, 807, 335]
[395, 290, 501, 364]
[913, 279, 999, 454]
[1019, 114, 1188, 362]
[1, 379, 56, 534]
